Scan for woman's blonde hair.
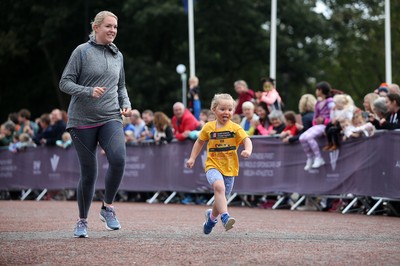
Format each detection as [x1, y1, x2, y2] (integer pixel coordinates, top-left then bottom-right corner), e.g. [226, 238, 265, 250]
[298, 94, 317, 113]
[90, 11, 117, 37]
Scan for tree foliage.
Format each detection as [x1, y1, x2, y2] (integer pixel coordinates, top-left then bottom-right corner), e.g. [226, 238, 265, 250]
[0, 0, 398, 121]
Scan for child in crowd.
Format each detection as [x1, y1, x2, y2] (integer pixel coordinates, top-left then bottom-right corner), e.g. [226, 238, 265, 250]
[322, 94, 355, 151]
[9, 132, 37, 152]
[299, 81, 334, 170]
[186, 93, 252, 234]
[188, 76, 201, 120]
[341, 111, 375, 141]
[56, 132, 73, 149]
[280, 111, 299, 142]
[255, 77, 283, 111]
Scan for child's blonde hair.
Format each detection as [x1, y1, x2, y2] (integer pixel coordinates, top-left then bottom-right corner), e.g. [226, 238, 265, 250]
[333, 94, 354, 108]
[210, 93, 236, 111]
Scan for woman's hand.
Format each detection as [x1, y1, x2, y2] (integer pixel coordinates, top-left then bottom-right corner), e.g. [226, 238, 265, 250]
[121, 108, 132, 117]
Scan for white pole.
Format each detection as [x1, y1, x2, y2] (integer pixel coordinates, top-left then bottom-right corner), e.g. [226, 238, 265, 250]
[188, 0, 196, 77]
[385, 0, 392, 84]
[269, 0, 277, 80]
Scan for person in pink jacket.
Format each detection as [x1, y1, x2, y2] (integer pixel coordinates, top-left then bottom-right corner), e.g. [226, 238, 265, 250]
[255, 77, 283, 111]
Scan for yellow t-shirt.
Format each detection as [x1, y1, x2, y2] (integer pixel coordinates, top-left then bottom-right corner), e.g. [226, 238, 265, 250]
[198, 120, 249, 176]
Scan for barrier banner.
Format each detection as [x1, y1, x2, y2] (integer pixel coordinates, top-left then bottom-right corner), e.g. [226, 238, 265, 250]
[0, 131, 399, 198]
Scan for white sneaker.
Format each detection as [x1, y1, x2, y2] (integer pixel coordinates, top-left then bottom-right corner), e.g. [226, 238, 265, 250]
[312, 157, 325, 168]
[304, 158, 314, 171]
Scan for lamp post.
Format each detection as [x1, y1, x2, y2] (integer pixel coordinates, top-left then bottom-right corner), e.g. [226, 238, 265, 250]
[176, 64, 187, 107]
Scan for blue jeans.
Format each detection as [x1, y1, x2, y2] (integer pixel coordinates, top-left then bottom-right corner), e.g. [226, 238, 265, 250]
[68, 120, 126, 219]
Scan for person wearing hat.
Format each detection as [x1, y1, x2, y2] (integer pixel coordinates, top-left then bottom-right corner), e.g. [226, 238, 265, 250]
[376, 82, 389, 97]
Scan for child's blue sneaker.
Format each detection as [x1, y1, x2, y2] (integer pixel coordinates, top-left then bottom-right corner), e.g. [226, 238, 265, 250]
[203, 209, 217, 234]
[221, 213, 236, 231]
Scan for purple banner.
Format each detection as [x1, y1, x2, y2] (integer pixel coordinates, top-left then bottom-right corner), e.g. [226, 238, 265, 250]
[1, 131, 399, 198]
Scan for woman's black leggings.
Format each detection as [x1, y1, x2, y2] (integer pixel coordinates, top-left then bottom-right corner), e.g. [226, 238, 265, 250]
[68, 120, 126, 219]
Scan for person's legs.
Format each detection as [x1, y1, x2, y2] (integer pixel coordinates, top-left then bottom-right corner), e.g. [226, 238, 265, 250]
[98, 120, 126, 205]
[68, 127, 99, 219]
[97, 121, 126, 231]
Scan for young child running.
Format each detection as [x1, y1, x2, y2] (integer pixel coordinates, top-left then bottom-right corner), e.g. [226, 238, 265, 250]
[186, 93, 253, 234]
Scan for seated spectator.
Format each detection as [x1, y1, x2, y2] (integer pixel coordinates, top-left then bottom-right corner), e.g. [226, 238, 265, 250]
[17, 108, 39, 138]
[56, 131, 73, 149]
[280, 111, 299, 142]
[286, 94, 316, 144]
[234, 80, 254, 116]
[341, 111, 375, 141]
[0, 121, 16, 147]
[240, 101, 259, 136]
[323, 94, 355, 151]
[371, 97, 388, 122]
[255, 77, 283, 111]
[153, 111, 174, 144]
[126, 109, 146, 144]
[138, 109, 156, 143]
[252, 101, 271, 135]
[266, 110, 286, 136]
[171, 102, 200, 141]
[9, 132, 37, 153]
[300, 81, 334, 170]
[372, 93, 400, 130]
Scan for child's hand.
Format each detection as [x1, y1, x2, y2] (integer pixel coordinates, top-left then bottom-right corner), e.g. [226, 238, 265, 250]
[241, 150, 251, 159]
[186, 158, 195, 168]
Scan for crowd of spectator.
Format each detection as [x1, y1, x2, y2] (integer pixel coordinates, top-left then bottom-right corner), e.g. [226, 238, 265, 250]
[1, 77, 400, 213]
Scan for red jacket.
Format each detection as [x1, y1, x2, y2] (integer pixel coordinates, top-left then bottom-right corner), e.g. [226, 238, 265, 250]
[172, 109, 200, 141]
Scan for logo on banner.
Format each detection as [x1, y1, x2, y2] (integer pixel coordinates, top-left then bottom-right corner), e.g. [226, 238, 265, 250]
[50, 154, 60, 172]
[33, 161, 41, 175]
[329, 149, 340, 171]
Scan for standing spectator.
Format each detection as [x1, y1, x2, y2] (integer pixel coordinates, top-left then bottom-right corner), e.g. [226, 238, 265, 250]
[59, 11, 132, 238]
[286, 94, 316, 144]
[255, 77, 283, 111]
[375, 83, 389, 97]
[39, 109, 66, 146]
[186, 93, 252, 234]
[388, 83, 400, 95]
[153, 111, 174, 144]
[188, 76, 201, 120]
[299, 81, 334, 170]
[171, 102, 200, 141]
[0, 121, 16, 147]
[17, 108, 39, 138]
[234, 80, 254, 116]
